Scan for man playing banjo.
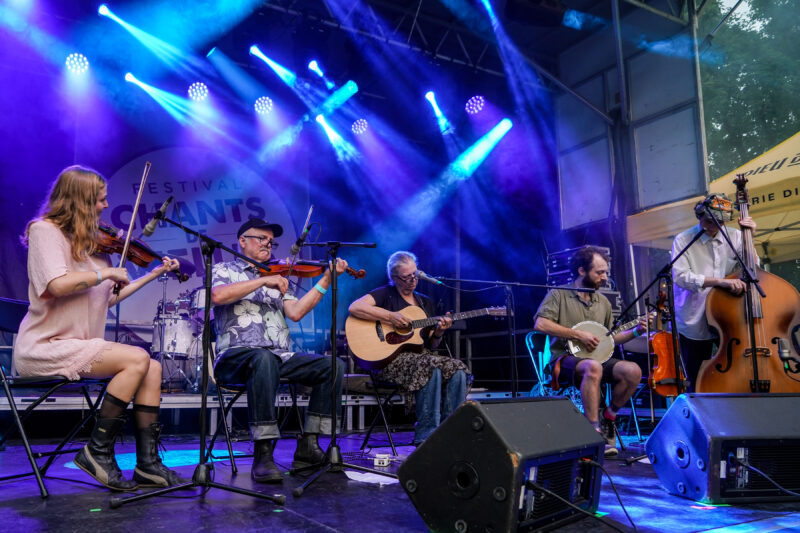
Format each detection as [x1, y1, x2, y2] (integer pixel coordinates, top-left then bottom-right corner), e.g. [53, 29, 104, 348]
[534, 245, 645, 456]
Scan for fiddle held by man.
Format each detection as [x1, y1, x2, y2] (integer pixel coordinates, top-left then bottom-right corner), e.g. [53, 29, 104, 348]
[13, 165, 186, 491]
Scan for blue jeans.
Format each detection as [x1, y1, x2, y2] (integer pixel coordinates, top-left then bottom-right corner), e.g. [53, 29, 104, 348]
[214, 347, 345, 441]
[413, 369, 467, 444]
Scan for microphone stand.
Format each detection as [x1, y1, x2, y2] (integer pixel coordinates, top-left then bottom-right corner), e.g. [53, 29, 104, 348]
[433, 277, 592, 399]
[110, 214, 287, 508]
[289, 240, 400, 497]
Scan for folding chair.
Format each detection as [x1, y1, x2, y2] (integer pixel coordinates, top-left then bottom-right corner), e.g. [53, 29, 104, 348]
[358, 370, 402, 456]
[0, 297, 109, 498]
[206, 378, 303, 473]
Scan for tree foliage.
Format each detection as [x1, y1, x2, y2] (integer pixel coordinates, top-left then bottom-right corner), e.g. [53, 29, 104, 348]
[698, 0, 800, 179]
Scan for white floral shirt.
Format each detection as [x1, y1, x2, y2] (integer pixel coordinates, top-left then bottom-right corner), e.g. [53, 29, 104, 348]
[212, 258, 298, 362]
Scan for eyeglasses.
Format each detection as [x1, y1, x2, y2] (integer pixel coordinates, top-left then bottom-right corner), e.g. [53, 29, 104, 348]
[242, 235, 279, 247]
[393, 271, 419, 283]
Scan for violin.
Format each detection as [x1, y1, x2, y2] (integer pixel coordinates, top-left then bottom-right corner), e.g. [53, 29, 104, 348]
[648, 288, 688, 397]
[257, 259, 366, 280]
[95, 222, 190, 282]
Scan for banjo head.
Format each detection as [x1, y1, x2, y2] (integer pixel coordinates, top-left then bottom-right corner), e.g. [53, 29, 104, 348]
[570, 321, 615, 362]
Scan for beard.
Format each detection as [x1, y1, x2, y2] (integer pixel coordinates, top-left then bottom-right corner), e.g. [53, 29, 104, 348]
[581, 275, 602, 290]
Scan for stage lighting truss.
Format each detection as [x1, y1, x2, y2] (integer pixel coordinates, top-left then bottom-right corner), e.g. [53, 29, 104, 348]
[188, 82, 209, 102]
[65, 53, 89, 74]
[465, 95, 485, 115]
[254, 96, 273, 115]
[351, 119, 368, 135]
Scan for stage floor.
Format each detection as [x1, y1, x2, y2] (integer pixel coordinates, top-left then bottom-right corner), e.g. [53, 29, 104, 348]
[1, 431, 799, 532]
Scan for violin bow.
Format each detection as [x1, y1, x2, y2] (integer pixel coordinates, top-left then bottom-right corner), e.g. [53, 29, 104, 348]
[113, 161, 151, 294]
[285, 204, 314, 279]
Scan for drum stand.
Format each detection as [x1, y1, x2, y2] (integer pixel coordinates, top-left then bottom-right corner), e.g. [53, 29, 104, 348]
[154, 274, 195, 392]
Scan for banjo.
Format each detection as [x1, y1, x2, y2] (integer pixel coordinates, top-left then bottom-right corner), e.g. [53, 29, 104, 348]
[565, 314, 649, 363]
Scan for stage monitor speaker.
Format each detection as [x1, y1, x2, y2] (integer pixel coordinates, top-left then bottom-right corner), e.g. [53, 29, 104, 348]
[398, 398, 605, 532]
[646, 393, 800, 504]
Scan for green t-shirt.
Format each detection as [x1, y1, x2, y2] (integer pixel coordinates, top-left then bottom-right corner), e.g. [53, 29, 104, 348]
[534, 285, 614, 364]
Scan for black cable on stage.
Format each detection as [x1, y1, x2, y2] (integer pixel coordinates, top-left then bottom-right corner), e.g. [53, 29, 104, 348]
[584, 458, 639, 532]
[525, 480, 629, 533]
[733, 457, 800, 498]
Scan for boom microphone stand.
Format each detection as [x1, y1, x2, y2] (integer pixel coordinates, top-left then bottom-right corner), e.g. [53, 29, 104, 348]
[289, 240, 400, 497]
[110, 214, 287, 508]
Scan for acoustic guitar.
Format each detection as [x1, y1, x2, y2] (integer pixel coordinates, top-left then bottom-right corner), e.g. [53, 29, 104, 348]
[565, 314, 649, 363]
[346, 305, 507, 369]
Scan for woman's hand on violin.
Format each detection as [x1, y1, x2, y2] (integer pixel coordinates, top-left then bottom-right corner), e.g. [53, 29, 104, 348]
[102, 267, 130, 287]
[262, 275, 289, 294]
[154, 256, 180, 275]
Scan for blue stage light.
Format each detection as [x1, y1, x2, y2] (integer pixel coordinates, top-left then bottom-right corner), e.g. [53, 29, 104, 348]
[188, 82, 208, 101]
[308, 60, 323, 78]
[249, 45, 296, 87]
[351, 119, 368, 135]
[424, 91, 452, 134]
[254, 96, 273, 115]
[465, 95, 485, 115]
[65, 53, 89, 74]
[448, 118, 513, 180]
[97, 4, 110, 16]
[124, 72, 135, 82]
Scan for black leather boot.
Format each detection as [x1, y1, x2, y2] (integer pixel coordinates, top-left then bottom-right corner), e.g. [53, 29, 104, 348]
[74, 416, 137, 492]
[133, 423, 189, 487]
[292, 433, 326, 468]
[252, 439, 283, 483]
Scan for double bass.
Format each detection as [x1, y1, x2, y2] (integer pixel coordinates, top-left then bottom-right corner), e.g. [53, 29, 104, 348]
[697, 175, 800, 393]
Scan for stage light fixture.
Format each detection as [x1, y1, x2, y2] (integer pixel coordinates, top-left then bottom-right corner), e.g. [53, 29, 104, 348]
[465, 95, 485, 115]
[65, 53, 89, 74]
[188, 82, 208, 101]
[249, 45, 296, 87]
[254, 96, 273, 115]
[424, 91, 453, 134]
[308, 60, 323, 77]
[97, 4, 110, 16]
[124, 72, 136, 82]
[351, 119, 368, 135]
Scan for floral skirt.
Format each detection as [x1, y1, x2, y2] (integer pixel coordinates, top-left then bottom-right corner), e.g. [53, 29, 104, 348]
[379, 351, 473, 392]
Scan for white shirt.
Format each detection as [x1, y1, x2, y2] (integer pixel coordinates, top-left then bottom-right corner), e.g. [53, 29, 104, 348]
[671, 223, 753, 340]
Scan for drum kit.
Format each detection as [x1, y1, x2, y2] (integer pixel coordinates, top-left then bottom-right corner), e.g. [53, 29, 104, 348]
[152, 271, 210, 392]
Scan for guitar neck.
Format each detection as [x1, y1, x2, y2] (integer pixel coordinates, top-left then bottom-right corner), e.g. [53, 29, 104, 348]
[410, 308, 496, 329]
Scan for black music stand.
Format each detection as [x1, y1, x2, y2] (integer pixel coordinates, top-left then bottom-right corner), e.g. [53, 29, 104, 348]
[110, 216, 287, 508]
[289, 240, 399, 498]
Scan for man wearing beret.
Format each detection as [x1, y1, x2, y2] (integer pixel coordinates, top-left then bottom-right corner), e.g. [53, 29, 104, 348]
[211, 218, 348, 483]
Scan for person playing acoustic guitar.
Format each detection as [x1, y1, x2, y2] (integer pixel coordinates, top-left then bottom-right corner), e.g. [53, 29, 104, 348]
[534, 245, 644, 456]
[348, 251, 472, 446]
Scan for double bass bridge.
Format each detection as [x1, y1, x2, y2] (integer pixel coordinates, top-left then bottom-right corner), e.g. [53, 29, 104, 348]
[743, 347, 771, 358]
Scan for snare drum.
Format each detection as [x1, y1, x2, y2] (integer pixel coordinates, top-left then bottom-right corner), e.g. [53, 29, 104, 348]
[152, 315, 195, 359]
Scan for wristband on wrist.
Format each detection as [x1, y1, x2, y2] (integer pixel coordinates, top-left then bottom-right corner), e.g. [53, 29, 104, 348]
[314, 283, 328, 295]
[632, 328, 641, 338]
[94, 270, 103, 286]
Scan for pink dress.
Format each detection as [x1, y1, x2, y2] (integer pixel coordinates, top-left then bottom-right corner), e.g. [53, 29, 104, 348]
[13, 220, 115, 380]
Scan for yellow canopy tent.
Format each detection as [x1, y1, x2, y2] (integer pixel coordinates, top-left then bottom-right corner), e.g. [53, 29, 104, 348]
[627, 131, 800, 263]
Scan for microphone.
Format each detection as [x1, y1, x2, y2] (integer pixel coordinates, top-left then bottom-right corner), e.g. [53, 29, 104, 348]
[290, 225, 311, 255]
[289, 205, 314, 256]
[143, 196, 173, 237]
[417, 270, 442, 285]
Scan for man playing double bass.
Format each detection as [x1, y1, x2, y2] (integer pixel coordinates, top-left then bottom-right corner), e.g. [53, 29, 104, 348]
[671, 193, 757, 390]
